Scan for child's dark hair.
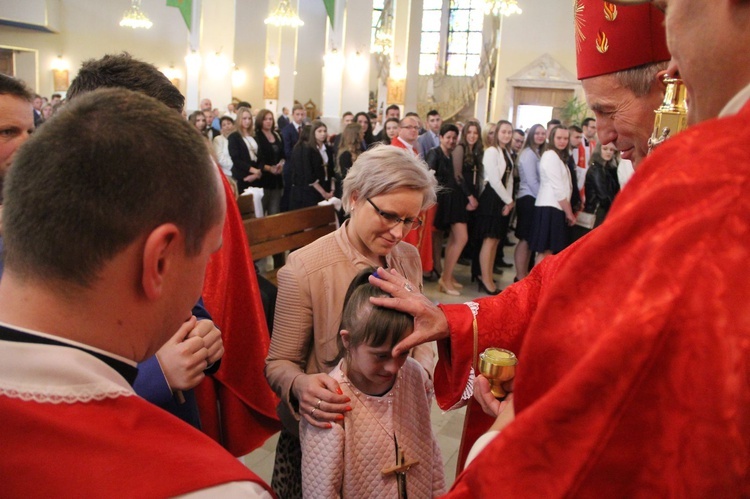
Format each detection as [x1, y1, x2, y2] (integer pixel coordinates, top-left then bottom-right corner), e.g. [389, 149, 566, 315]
[330, 269, 414, 365]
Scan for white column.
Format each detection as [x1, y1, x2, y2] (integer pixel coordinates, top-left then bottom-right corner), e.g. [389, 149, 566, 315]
[184, 0, 236, 112]
[391, 0, 422, 112]
[199, 0, 236, 113]
[340, 0, 373, 117]
[321, 0, 346, 124]
[265, 0, 300, 117]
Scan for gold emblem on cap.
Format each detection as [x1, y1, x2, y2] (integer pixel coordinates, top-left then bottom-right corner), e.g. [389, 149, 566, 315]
[574, 0, 586, 53]
[596, 30, 609, 53]
[604, 2, 618, 21]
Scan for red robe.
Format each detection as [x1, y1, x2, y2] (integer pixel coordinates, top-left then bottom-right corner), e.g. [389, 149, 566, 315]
[437, 103, 750, 496]
[196, 170, 281, 456]
[391, 139, 435, 273]
[0, 338, 273, 498]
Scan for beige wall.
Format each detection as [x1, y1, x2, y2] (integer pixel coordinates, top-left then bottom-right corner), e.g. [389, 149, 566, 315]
[492, 1, 578, 122]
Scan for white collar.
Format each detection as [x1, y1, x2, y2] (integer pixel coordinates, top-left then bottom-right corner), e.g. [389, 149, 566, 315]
[719, 81, 750, 117]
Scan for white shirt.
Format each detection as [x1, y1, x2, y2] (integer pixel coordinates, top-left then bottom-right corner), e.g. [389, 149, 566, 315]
[482, 146, 514, 205]
[535, 150, 572, 210]
[213, 135, 233, 178]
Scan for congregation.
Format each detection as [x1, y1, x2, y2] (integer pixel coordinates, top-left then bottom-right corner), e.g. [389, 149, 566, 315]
[1, 0, 749, 497]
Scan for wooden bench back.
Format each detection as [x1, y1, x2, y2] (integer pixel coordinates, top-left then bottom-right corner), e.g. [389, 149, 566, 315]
[236, 193, 255, 220]
[244, 204, 337, 263]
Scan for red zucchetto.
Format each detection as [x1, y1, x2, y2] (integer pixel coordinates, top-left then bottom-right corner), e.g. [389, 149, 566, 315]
[575, 0, 670, 80]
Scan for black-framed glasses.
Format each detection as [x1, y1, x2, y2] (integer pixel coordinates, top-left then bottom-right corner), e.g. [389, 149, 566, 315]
[366, 198, 422, 231]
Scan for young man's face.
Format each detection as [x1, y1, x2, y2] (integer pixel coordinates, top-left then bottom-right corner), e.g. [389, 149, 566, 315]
[427, 114, 442, 134]
[293, 109, 306, 125]
[569, 130, 583, 148]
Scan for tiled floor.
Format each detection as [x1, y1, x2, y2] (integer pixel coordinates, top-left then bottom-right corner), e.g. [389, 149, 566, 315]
[243, 241, 519, 488]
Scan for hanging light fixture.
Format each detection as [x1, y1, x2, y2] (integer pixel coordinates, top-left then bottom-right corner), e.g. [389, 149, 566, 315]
[120, 0, 153, 29]
[264, 0, 304, 28]
[484, 0, 523, 17]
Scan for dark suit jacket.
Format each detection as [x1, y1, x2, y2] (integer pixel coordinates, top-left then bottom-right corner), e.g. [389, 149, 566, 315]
[277, 114, 291, 131]
[281, 122, 300, 160]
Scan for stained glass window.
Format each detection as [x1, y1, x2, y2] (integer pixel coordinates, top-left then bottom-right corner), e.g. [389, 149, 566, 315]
[447, 0, 484, 76]
[419, 0, 444, 75]
[371, 0, 386, 52]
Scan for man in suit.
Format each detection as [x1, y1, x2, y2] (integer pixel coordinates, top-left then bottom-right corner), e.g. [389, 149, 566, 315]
[280, 104, 307, 211]
[277, 106, 291, 130]
[417, 109, 442, 157]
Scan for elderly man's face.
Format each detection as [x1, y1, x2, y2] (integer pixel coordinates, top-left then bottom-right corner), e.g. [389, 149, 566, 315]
[582, 73, 663, 166]
[0, 95, 34, 180]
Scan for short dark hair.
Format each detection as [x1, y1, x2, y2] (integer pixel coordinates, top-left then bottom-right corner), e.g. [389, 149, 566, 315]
[582, 117, 596, 128]
[404, 111, 420, 119]
[236, 101, 252, 109]
[439, 123, 459, 136]
[2, 88, 222, 288]
[547, 119, 562, 128]
[292, 103, 304, 113]
[219, 115, 234, 125]
[426, 109, 440, 118]
[386, 104, 400, 113]
[513, 128, 525, 136]
[67, 53, 185, 112]
[0, 74, 33, 101]
[568, 125, 583, 133]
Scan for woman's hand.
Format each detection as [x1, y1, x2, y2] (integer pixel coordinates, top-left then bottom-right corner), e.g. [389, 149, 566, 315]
[501, 201, 514, 216]
[566, 211, 577, 226]
[473, 375, 515, 432]
[292, 373, 351, 429]
[368, 267, 450, 358]
[466, 195, 479, 211]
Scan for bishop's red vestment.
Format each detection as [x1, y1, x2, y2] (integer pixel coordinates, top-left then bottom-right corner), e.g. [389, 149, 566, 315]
[436, 102, 750, 497]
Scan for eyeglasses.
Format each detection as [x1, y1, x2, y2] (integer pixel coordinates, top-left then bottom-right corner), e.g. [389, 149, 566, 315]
[367, 198, 422, 231]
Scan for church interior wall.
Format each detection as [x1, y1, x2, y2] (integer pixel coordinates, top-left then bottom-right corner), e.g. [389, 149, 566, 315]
[0, 0, 578, 124]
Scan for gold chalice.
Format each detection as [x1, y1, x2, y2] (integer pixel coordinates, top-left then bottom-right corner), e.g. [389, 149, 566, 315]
[478, 348, 517, 399]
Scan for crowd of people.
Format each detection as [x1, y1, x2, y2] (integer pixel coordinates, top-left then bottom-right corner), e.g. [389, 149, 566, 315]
[1, 0, 749, 496]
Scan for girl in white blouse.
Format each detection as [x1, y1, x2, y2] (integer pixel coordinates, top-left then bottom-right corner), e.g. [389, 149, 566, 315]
[529, 126, 576, 261]
[475, 120, 516, 294]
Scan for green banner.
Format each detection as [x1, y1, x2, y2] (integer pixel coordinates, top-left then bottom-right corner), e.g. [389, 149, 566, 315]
[323, 0, 335, 27]
[166, 0, 192, 31]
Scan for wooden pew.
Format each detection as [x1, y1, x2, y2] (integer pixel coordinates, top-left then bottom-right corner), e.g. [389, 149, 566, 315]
[236, 193, 255, 220]
[244, 204, 338, 284]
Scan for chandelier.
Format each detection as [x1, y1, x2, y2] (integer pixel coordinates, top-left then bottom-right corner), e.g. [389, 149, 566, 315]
[120, 0, 153, 29]
[264, 0, 304, 28]
[484, 0, 523, 17]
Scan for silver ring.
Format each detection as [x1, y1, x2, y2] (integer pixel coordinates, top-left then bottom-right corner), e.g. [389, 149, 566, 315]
[403, 282, 414, 293]
[316, 399, 323, 409]
[310, 407, 318, 418]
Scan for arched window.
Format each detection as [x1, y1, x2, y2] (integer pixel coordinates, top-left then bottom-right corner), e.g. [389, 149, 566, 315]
[446, 0, 484, 76]
[417, 0, 485, 77]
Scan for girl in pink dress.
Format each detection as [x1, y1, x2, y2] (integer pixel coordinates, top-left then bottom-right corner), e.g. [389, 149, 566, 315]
[300, 270, 445, 498]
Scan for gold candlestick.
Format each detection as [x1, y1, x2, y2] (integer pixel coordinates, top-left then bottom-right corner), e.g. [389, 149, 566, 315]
[478, 348, 517, 399]
[648, 75, 689, 154]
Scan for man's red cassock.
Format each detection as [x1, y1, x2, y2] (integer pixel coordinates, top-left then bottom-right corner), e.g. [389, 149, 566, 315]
[436, 103, 750, 496]
[196, 171, 281, 456]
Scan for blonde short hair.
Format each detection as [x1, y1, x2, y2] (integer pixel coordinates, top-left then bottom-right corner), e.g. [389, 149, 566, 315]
[342, 144, 437, 214]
